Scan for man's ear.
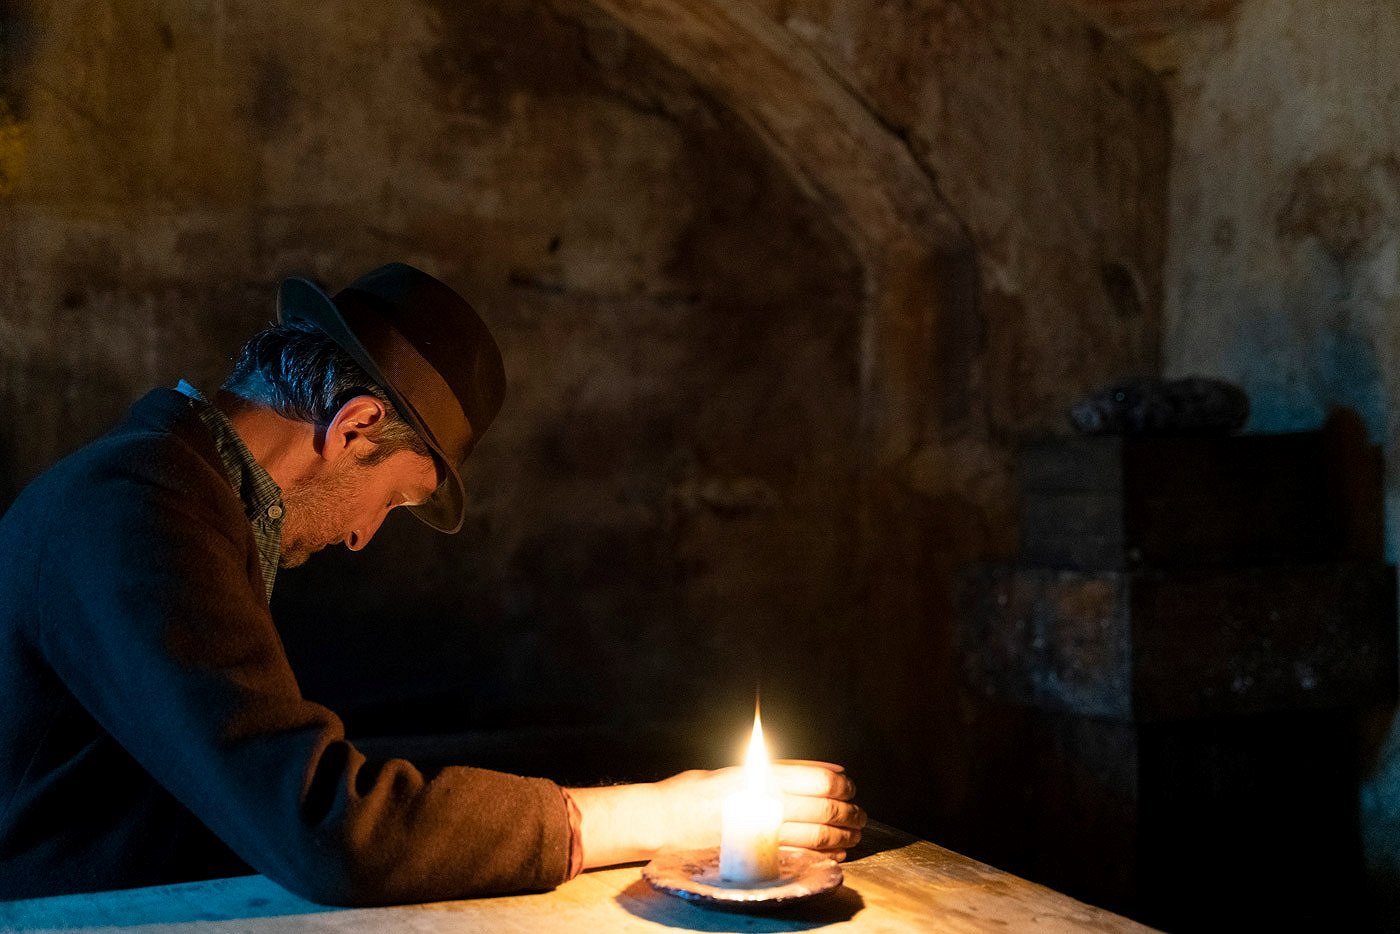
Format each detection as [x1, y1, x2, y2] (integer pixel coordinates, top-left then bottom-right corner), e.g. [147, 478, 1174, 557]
[321, 395, 388, 462]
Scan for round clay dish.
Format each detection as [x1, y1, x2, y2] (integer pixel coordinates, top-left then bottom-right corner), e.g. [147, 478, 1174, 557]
[642, 846, 843, 910]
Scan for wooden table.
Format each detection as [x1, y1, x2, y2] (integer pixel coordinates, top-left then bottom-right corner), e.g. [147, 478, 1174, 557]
[0, 823, 1156, 932]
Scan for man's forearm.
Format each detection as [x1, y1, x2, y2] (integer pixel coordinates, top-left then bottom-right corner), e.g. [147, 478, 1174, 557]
[565, 782, 665, 868]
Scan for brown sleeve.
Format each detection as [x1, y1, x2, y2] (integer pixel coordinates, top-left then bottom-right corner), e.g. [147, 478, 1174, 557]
[36, 447, 574, 906]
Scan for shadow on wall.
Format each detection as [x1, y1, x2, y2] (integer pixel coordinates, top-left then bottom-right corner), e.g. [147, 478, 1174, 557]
[0, 360, 138, 514]
[0, 428, 14, 512]
[0, 0, 33, 507]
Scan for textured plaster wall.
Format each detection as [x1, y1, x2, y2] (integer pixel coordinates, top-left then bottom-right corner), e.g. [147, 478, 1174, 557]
[1159, 0, 1400, 894]
[747, 0, 1167, 842]
[764, 0, 1167, 427]
[0, 0, 1167, 851]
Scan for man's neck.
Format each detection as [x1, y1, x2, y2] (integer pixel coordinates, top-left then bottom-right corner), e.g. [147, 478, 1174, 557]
[213, 392, 322, 493]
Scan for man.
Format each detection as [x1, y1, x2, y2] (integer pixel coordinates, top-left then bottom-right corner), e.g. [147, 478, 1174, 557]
[0, 263, 863, 905]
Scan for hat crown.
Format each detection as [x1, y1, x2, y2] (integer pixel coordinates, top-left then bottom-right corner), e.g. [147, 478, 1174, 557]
[336, 263, 507, 448]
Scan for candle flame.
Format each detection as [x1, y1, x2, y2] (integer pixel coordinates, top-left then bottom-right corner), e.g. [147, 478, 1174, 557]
[742, 698, 771, 793]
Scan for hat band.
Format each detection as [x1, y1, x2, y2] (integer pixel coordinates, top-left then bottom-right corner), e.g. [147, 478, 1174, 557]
[334, 291, 473, 466]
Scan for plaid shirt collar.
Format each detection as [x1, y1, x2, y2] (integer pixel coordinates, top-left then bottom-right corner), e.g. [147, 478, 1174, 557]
[175, 381, 284, 603]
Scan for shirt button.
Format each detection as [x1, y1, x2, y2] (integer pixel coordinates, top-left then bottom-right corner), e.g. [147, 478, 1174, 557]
[266, 504, 284, 520]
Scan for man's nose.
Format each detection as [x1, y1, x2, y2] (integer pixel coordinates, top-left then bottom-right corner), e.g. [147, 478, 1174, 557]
[346, 512, 388, 551]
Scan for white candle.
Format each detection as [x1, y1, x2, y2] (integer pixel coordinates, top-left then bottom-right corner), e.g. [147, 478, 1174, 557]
[719, 703, 783, 884]
[719, 788, 782, 882]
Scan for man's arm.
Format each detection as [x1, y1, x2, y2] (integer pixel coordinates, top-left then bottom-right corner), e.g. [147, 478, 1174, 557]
[36, 451, 573, 905]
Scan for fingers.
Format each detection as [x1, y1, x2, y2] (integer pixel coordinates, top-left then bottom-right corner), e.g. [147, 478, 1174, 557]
[779, 821, 863, 852]
[771, 762, 863, 854]
[779, 795, 865, 853]
[801, 848, 847, 863]
[783, 796, 867, 830]
[773, 759, 845, 773]
[772, 763, 857, 800]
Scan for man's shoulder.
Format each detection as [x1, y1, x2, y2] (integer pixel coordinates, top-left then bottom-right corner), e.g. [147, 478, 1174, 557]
[6, 388, 237, 530]
[60, 388, 222, 483]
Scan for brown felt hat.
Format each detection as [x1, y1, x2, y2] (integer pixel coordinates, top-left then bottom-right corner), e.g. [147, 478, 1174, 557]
[276, 262, 506, 534]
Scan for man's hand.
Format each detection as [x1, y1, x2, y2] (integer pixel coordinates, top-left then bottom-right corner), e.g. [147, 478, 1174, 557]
[567, 760, 865, 870]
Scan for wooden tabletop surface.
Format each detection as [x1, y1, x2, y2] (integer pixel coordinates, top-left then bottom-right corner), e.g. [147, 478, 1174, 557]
[0, 822, 1157, 933]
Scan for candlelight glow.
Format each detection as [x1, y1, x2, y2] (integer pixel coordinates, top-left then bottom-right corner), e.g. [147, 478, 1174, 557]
[720, 697, 784, 884]
[743, 701, 772, 793]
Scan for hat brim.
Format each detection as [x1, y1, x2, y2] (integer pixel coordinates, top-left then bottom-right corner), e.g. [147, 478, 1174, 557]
[276, 276, 466, 534]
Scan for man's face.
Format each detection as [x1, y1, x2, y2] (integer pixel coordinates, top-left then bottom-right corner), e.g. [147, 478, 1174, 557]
[279, 448, 441, 568]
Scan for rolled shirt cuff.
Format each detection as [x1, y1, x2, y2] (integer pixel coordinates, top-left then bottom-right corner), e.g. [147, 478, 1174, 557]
[560, 787, 584, 880]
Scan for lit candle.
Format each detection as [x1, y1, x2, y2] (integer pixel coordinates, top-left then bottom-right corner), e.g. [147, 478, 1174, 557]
[719, 701, 783, 884]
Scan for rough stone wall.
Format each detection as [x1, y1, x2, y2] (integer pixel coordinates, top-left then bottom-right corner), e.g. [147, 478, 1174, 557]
[745, 0, 1168, 844]
[0, 0, 1168, 856]
[1155, 0, 1400, 900]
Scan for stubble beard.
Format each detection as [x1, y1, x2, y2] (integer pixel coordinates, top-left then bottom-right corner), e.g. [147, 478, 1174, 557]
[278, 457, 365, 568]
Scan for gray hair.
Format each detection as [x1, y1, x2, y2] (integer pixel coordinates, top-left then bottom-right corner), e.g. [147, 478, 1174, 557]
[222, 320, 431, 466]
